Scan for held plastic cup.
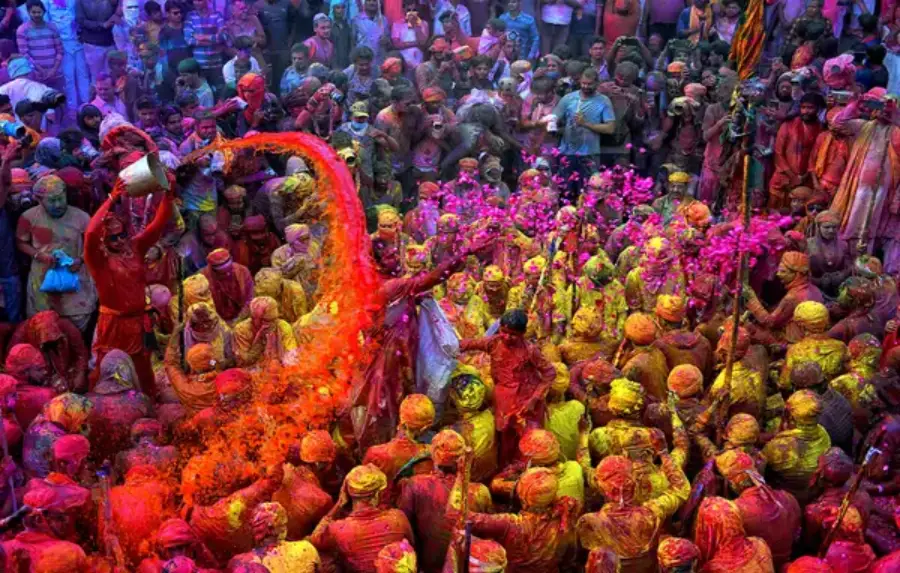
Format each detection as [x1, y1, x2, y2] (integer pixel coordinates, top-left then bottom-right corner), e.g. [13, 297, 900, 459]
[546, 114, 558, 133]
[119, 152, 170, 197]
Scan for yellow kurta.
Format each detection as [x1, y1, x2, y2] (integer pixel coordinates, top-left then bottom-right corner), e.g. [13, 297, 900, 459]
[546, 400, 586, 462]
[575, 277, 628, 346]
[453, 409, 498, 483]
[247, 540, 320, 573]
[233, 319, 298, 367]
[710, 361, 766, 416]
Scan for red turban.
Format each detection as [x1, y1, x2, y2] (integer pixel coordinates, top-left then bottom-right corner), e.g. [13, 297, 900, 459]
[786, 557, 834, 573]
[130, 418, 163, 442]
[375, 539, 416, 573]
[422, 87, 446, 103]
[586, 548, 619, 573]
[381, 57, 402, 75]
[519, 429, 560, 465]
[469, 537, 507, 573]
[156, 518, 197, 549]
[5, 343, 46, 379]
[237, 72, 266, 121]
[0, 374, 17, 397]
[215, 369, 252, 398]
[51, 434, 90, 463]
[300, 430, 337, 464]
[594, 455, 635, 503]
[243, 215, 268, 233]
[582, 359, 616, 387]
[657, 537, 700, 568]
[206, 248, 232, 266]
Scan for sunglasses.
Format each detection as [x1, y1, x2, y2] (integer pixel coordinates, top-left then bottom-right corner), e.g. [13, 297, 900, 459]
[106, 231, 127, 241]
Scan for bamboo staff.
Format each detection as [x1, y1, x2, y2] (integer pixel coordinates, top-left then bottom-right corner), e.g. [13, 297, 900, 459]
[719, 93, 754, 431]
[819, 447, 880, 558]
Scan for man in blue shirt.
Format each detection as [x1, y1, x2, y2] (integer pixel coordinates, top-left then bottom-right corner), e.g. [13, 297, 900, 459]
[499, 0, 539, 60]
[553, 68, 616, 200]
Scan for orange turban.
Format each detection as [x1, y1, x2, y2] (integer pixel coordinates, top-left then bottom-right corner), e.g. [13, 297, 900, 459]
[418, 181, 440, 197]
[375, 539, 417, 573]
[519, 429, 560, 465]
[594, 455, 635, 502]
[785, 557, 834, 573]
[667, 364, 703, 398]
[794, 301, 830, 333]
[432, 428, 466, 467]
[725, 413, 760, 446]
[786, 390, 822, 425]
[716, 324, 750, 358]
[655, 295, 686, 324]
[469, 538, 507, 573]
[185, 343, 216, 373]
[657, 537, 700, 568]
[667, 61, 687, 74]
[399, 394, 435, 432]
[683, 83, 707, 100]
[300, 430, 337, 464]
[582, 359, 616, 387]
[346, 464, 387, 497]
[422, 87, 446, 103]
[11, 168, 30, 186]
[51, 434, 90, 464]
[624, 312, 657, 345]
[608, 378, 645, 416]
[684, 201, 711, 228]
[781, 251, 810, 273]
[516, 467, 558, 508]
[790, 186, 814, 201]
[458, 157, 479, 170]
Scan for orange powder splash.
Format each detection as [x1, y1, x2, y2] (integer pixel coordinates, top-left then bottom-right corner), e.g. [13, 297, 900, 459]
[178, 133, 383, 505]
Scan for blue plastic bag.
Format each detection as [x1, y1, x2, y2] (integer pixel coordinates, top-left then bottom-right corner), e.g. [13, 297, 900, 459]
[39, 249, 80, 294]
[416, 298, 459, 413]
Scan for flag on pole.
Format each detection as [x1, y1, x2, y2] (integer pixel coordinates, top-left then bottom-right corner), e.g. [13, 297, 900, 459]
[729, 0, 766, 80]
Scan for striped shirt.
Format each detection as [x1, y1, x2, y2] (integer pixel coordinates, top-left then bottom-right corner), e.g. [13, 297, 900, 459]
[184, 10, 225, 69]
[16, 21, 63, 72]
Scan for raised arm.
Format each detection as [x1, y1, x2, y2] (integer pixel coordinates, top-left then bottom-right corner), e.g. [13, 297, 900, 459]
[135, 192, 175, 256]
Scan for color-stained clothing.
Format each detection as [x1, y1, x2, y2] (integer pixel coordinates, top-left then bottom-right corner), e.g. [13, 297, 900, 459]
[9, 311, 89, 392]
[232, 317, 297, 367]
[398, 472, 493, 572]
[1, 531, 89, 572]
[734, 486, 801, 568]
[230, 540, 320, 573]
[452, 410, 497, 483]
[780, 335, 849, 391]
[770, 118, 823, 209]
[310, 506, 415, 572]
[272, 465, 332, 540]
[621, 345, 670, 401]
[17, 205, 97, 320]
[762, 424, 832, 504]
[200, 263, 255, 324]
[362, 435, 432, 501]
[746, 277, 824, 343]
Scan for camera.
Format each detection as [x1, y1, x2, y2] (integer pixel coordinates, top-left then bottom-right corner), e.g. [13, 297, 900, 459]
[337, 147, 357, 167]
[831, 91, 852, 105]
[0, 119, 26, 139]
[41, 90, 65, 108]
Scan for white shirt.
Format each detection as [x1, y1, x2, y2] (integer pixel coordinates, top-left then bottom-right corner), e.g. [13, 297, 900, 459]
[223, 56, 263, 86]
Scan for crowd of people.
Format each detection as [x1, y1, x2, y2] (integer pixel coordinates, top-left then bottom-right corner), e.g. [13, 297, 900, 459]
[0, 0, 898, 570]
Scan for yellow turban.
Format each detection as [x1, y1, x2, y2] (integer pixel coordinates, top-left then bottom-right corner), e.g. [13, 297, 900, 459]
[450, 370, 486, 411]
[185, 343, 216, 373]
[655, 295, 686, 324]
[183, 274, 212, 305]
[519, 429, 560, 465]
[431, 428, 466, 467]
[725, 413, 760, 446]
[551, 362, 570, 395]
[254, 268, 283, 299]
[786, 390, 822, 425]
[609, 378, 645, 416]
[582, 253, 613, 283]
[399, 394, 435, 432]
[571, 307, 601, 338]
[346, 464, 387, 497]
[376, 205, 402, 226]
[668, 171, 691, 184]
[281, 173, 315, 196]
[624, 312, 657, 346]
[794, 301, 830, 333]
[516, 467, 558, 508]
[376, 539, 417, 573]
[646, 236, 670, 257]
[482, 265, 505, 283]
[667, 364, 703, 398]
[523, 256, 547, 275]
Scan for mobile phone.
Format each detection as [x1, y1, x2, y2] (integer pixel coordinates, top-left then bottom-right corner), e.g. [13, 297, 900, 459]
[831, 90, 851, 105]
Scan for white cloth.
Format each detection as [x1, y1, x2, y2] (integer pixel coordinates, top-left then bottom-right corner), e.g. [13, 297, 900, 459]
[222, 56, 263, 86]
[541, 1, 573, 25]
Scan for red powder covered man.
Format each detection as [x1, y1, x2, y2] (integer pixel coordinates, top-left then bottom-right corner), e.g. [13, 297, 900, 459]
[658, 537, 701, 572]
[136, 518, 218, 572]
[272, 430, 334, 539]
[398, 428, 492, 573]
[84, 154, 175, 397]
[745, 251, 825, 344]
[200, 248, 255, 324]
[233, 215, 281, 275]
[821, 506, 877, 572]
[363, 394, 435, 500]
[2, 487, 89, 572]
[451, 466, 579, 573]
[310, 464, 414, 572]
[374, 539, 416, 573]
[804, 448, 872, 550]
[86, 350, 153, 465]
[769, 93, 826, 211]
[0, 374, 23, 452]
[459, 309, 556, 466]
[22, 393, 92, 479]
[228, 502, 320, 572]
[99, 465, 178, 568]
[115, 419, 179, 481]
[8, 310, 89, 393]
[6, 343, 56, 429]
[693, 496, 775, 572]
[235, 73, 269, 135]
[717, 450, 801, 568]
